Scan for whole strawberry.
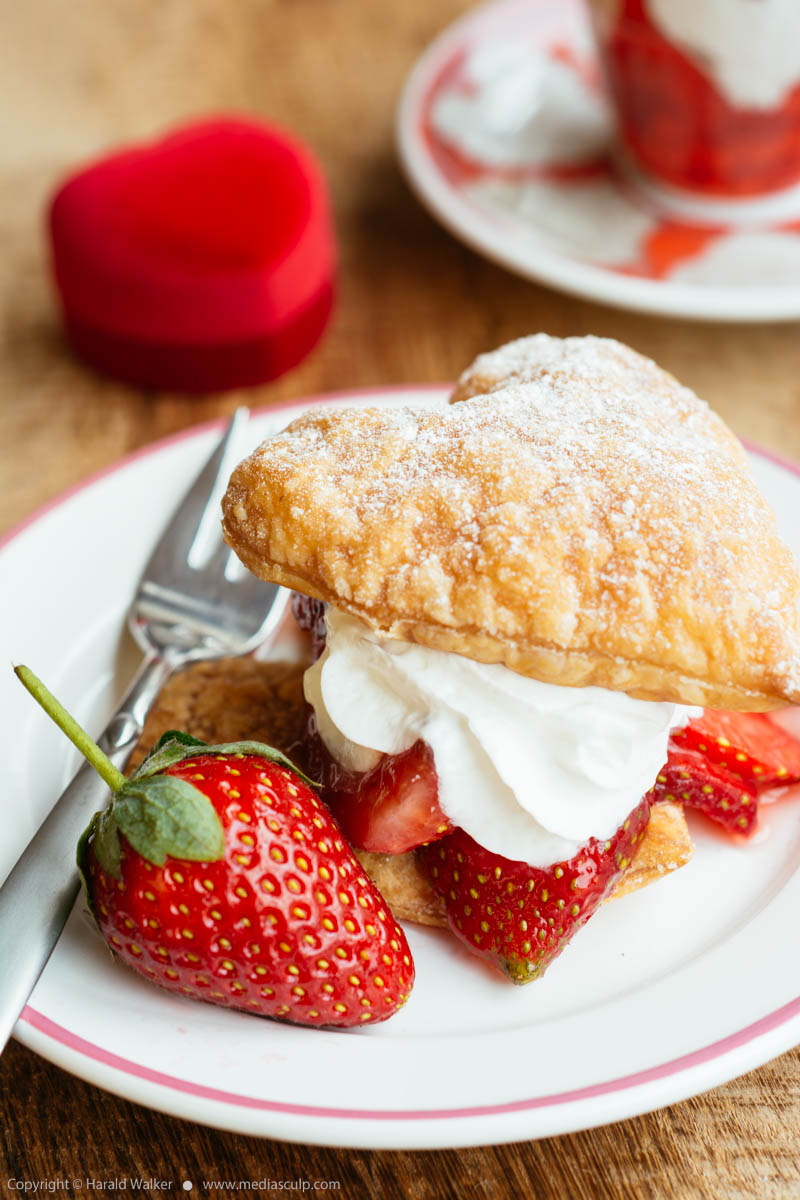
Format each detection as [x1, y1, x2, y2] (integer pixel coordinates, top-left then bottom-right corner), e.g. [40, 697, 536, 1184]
[418, 797, 651, 983]
[16, 667, 414, 1028]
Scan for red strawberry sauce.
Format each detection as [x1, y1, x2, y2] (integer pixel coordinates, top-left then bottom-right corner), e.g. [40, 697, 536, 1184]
[595, 0, 800, 196]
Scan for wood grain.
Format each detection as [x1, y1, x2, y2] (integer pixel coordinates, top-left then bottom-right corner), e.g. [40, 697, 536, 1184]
[1, 1, 799, 1195]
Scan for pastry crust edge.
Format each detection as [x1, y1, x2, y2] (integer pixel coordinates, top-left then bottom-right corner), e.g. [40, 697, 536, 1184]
[219, 552, 795, 713]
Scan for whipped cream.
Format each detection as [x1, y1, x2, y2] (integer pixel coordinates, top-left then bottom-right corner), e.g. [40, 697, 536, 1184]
[430, 41, 610, 169]
[647, 0, 800, 111]
[304, 609, 699, 868]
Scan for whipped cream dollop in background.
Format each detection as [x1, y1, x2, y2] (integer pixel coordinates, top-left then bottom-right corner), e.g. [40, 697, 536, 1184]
[304, 609, 699, 868]
[647, 0, 800, 111]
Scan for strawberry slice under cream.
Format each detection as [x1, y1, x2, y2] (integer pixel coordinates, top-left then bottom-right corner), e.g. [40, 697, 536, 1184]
[303, 608, 699, 868]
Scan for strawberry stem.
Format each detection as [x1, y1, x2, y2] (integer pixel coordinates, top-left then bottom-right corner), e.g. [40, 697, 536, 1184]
[15, 665, 127, 794]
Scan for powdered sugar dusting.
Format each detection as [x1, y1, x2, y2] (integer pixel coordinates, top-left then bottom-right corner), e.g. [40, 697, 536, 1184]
[223, 335, 800, 705]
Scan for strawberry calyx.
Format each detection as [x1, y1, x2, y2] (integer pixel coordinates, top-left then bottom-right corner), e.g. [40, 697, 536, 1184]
[83, 768, 227, 879]
[132, 728, 318, 788]
[78, 730, 318, 901]
[11, 666, 315, 914]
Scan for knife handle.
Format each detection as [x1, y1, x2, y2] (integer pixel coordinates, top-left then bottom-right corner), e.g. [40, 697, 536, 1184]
[0, 652, 174, 1054]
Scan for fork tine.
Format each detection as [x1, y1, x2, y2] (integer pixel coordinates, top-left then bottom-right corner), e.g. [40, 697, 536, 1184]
[142, 407, 250, 579]
[130, 404, 289, 659]
[230, 575, 286, 641]
[203, 538, 238, 579]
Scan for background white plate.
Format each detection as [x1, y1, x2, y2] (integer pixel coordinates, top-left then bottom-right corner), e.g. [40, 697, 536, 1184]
[396, 0, 800, 322]
[2, 387, 800, 1149]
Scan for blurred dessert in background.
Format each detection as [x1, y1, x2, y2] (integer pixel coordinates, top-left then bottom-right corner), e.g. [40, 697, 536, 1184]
[587, 0, 800, 197]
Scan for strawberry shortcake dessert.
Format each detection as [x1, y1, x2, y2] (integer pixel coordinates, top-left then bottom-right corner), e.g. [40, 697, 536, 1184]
[222, 335, 800, 983]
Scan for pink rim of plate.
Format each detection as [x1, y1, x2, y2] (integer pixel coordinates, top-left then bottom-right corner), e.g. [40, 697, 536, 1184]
[5, 384, 800, 1122]
[18, 996, 800, 1121]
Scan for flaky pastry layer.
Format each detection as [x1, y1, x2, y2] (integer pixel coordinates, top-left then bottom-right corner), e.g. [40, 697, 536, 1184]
[222, 335, 800, 709]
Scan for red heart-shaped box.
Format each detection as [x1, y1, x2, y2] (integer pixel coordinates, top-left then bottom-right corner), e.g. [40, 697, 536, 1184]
[49, 117, 336, 392]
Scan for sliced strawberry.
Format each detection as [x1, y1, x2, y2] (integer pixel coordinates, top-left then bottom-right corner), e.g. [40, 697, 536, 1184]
[305, 713, 452, 854]
[418, 797, 651, 983]
[291, 591, 327, 661]
[671, 710, 800, 787]
[651, 749, 759, 835]
[294, 598, 450, 853]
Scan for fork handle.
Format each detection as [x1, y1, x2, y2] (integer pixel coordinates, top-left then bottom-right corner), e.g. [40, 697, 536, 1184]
[0, 652, 174, 1055]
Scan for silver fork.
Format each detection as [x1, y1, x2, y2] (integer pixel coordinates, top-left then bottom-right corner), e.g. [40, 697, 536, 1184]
[0, 408, 286, 1052]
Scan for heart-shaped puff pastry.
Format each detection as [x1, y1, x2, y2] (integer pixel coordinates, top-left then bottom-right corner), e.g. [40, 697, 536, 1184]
[222, 335, 800, 710]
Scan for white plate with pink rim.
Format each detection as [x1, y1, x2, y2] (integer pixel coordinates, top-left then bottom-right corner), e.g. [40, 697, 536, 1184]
[2, 386, 800, 1149]
[396, 0, 800, 322]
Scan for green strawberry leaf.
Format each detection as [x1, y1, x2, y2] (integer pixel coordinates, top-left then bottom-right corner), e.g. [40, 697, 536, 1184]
[93, 806, 123, 878]
[131, 731, 317, 789]
[77, 733, 315, 903]
[154, 729, 208, 752]
[132, 730, 208, 780]
[113, 774, 226, 867]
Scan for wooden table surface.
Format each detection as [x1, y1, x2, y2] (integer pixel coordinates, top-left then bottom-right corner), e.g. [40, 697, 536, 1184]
[1, 1, 799, 1196]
